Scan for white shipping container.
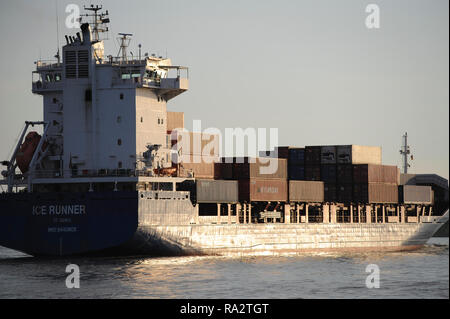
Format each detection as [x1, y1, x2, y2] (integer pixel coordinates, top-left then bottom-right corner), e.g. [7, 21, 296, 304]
[337, 145, 382, 165]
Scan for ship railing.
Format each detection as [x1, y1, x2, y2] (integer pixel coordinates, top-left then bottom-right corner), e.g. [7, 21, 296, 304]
[102, 56, 147, 65]
[308, 215, 324, 223]
[29, 169, 169, 179]
[35, 60, 62, 70]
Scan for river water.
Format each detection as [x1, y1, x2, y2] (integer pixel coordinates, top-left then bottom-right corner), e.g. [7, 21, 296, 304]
[0, 238, 448, 299]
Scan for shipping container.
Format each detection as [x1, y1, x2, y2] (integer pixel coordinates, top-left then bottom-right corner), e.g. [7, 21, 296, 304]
[233, 158, 287, 180]
[216, 157, 236, 180]
[353, 183, 398, 203]
[179, 158, 220, 179]
[238, 179, 288, 202]
[275, 146, 289, 159]
[166, 111, 184, 132]
[259, 146, 301, 162]
[288, 164, 305, 180]
[337, 164, 353, 184]
[400, 173, 417, 185]
[353, 164, 399, 184]
[289, 181, 324, 202]
[399, 185, 433, 204]
[305, 146, 321, 165]
[321, 146, 337, 164]
[288, 148, 305, 165]
[305, 165, 321, 181]
[213, 162, 224, 180]
[324, 183, 337, 202]
[321, 164, 337, 183]
[337, 184, 353, 203]
[196, 180, 239, 203]
[336, 145, 382, 165]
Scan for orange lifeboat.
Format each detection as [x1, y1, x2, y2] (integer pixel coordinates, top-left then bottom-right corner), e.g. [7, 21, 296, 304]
[154, 167, 177, 177]
[16, 132, 42, 173]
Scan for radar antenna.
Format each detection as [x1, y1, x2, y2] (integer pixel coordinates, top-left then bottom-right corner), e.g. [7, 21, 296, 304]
[399, 132, 413, 174]
[79, 4, 110, 42]
[117, 33, 133, 63]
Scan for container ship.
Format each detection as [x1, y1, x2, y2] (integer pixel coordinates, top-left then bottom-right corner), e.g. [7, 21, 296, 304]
[0, 6, 448, 257]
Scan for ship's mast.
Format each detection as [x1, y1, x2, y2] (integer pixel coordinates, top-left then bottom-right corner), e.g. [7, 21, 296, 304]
[399, 132, 412, 174]
[117, 33, 133, 63]
[55, 0, 60, 64]
[80, 4, 110, 42]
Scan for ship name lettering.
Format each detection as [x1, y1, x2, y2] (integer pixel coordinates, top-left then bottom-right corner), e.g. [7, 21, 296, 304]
[32, 205, 86, 216]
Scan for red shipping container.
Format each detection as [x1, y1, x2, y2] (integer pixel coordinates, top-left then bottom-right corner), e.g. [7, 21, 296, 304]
[238, 179, 288, 202]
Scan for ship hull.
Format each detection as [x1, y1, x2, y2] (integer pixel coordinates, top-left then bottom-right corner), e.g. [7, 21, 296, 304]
[0, 191, 138, 256]
[0, 191, 446, 257]
[122, 222, 441, 257]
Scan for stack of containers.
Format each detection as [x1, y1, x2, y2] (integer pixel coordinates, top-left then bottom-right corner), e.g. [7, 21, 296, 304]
[233, 157, 288, 202]
[336, 145, 383, 203]
[171, 130, 220, 179]
[320, 146, 337, 202]
[353, 164, 399, 203]
[305, 146, 321, 181]
[258, 146, 304, 180]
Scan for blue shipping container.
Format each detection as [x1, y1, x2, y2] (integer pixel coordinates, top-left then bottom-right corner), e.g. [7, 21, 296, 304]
[289, 148, 305, 165]
[321, 164, 337, 183]
[288, 164, 305, 180]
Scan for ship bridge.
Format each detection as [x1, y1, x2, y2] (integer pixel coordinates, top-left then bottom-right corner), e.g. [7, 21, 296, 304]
[32, 56, 188, 101]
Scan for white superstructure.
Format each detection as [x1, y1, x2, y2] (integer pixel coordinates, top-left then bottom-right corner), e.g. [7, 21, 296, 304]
[30, 14, 188, 180]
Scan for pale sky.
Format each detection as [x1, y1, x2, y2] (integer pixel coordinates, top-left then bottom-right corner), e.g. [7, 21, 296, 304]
[0, 0, 448, 179]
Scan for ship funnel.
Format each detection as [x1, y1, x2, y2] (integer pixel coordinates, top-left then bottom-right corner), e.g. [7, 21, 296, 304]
[81, 23, 92, 45]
